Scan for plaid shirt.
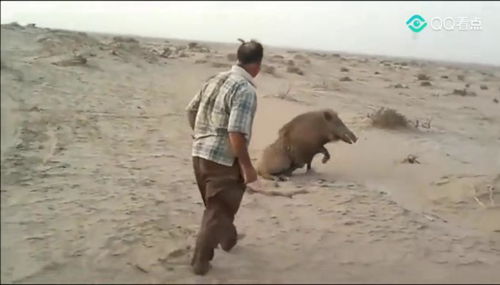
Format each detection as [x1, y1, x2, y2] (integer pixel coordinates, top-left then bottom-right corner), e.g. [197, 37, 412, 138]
[186, 65, 257, 166]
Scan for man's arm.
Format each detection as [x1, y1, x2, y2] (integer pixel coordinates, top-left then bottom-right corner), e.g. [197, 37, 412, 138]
[186, 89, 202, 131]
[187, 110, 197, 131]
[228, 132, 257, 183]
[227, 87, 258, 184]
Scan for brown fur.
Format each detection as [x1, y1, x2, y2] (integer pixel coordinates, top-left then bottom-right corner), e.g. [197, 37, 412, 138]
[257, 109, 357, 180]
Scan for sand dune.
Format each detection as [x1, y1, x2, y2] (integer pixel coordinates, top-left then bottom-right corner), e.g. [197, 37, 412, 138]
[1, 22, 500, 283]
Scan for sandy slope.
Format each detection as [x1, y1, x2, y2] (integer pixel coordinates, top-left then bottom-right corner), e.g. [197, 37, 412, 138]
[1, 23, 500, 283]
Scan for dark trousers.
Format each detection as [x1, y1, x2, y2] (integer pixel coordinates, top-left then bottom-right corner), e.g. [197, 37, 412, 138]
[191, 157, 245, 266]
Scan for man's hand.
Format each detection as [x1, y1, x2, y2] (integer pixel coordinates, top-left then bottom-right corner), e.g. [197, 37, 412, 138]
[241, 164, 258, 184]
[228, 132, 264, 191]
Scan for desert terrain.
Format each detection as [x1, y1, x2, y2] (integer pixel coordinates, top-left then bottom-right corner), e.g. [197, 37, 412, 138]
[1, 23, 500, 283]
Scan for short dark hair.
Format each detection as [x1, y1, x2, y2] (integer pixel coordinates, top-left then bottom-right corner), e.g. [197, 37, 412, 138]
[237, 39, 263, 65]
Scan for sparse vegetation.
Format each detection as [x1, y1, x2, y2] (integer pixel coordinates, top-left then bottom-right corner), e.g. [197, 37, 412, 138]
[112, 36, 139, 44]
[286, 66, 304, 76]
[226, 53, 237, 61]
[187, 42, 210, 53]
[195, 59, 207, 64]
[52, 55, 87, 67]
[160, 48, 172, 58]
[417, 73, 431, 81]
[262, 64, 276, 75]
[441, 75, 449, 79]
[211, 62, 231, 68]
[339, 76, 352, 82]
[401, 154, 420, 164]
[341, 67, 349, 72]
[391, 83, 409, 89]
[420, 81, 432, 87]
[368, 107, 409, 129]
[480, 84, 488, 90]
[188, 42, 199, 49]
[451, 88, 476, 97]
[457, 74, 465, 81]
[293, 54, 308, 61]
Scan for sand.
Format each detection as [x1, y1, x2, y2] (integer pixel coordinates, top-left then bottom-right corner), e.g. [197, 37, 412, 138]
[1, 23, 500, 283]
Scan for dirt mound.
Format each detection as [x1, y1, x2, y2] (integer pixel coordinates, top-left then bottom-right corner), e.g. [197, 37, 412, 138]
[35, 29, 103, 57]
[1, 22, 24, 30]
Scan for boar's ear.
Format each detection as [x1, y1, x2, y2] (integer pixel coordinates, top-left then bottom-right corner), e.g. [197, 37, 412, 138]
[323, 110, 333, 121]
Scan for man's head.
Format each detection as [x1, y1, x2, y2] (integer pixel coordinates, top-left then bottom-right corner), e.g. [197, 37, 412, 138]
[237, 39, 263, 78]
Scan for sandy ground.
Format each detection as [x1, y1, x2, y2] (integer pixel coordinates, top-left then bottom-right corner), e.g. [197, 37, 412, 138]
[1, 23, 500, 284]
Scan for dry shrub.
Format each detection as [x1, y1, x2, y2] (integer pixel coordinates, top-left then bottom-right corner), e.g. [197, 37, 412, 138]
[212, 62, 231, 68]
[159, 48, 172, 58]
[287, 60, 295, 66]
[113, 36, 139, 44]
[293, 54, 307, 60]
[391, 83, 409, 89]
[227, 53, 237, 61]
[195, 59, 207, 64]
[420, 81, 432, 87]
[480, 84, 488, 90]
[188, 42, 200, 49]
[52, 55, 87, 67]
[339, 76, 352, 82]
[369, 107, 409, 129]
[417, 73, 431, 81]
[286, 66, 304, 76]
[452, 88, 476, 96]
[187, 42, 210, 53]
[457, 74, 465, 81]
[341, 67, 349, 72]
[262, 64, 276, 75]
[293, 54, 311, 64]
[269, 54, 285, 63]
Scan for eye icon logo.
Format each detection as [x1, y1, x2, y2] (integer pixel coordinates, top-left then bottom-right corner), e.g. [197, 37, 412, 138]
[406, 14, 427, 32]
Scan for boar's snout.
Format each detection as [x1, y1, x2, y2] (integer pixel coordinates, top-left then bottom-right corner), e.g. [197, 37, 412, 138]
[340, 130, 358, 144]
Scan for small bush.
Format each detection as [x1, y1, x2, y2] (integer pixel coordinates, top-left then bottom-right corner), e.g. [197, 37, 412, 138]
[417, 73, 431, 81]
[286, 66, 304, 76]
[369, 108, 409, 129]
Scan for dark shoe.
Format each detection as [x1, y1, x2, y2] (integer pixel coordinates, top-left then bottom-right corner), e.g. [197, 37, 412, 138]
[192, 260, 211, 275]
[220, 232, 245, 252]
[220, 235, 237, 252]
[191, 247, 214, 265]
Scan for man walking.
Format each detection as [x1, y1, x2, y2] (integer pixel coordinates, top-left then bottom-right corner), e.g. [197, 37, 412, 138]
[186, 40, 264, 275]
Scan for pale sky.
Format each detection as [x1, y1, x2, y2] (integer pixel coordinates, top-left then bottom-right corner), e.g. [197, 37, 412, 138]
[2, 1, 499, 65]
